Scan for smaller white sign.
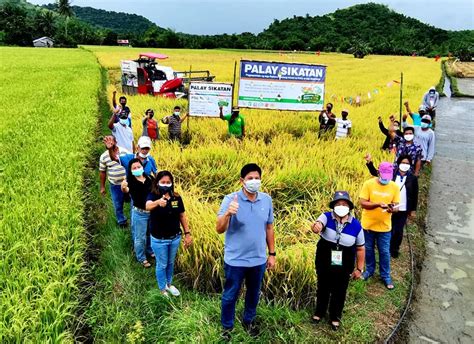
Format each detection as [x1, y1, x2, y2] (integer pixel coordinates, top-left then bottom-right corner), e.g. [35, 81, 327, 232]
[189, 82, 233, 117]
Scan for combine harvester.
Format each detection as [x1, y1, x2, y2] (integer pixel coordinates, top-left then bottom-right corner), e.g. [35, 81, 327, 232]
[121, 52, 215, 98]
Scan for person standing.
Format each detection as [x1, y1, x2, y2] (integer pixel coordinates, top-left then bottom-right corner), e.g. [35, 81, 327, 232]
[359, 162, 400, 289]
[405, 115, 436, 166]
[99, 136, 128, 228]
[404, 101, 425, 127]
[112, 91, 132, 127]
[422, 86, 439, 119]
[365, 154, 419, 258]
[318, 103, 336, 138]
[161, 106, 188, 141]
[121, 158, 154, 267]
[395, 126, 423, 176]
[146, 171, 192, 296]
[335, 110, 352, 139]
[108, 109, 134, 153]
[311, 191, 365, 331]
[142, 109, 159, 140]
[216, 163, 276, 340]
[119, 136, 157, 178]
[219, 106, 245, 138]
[378, 115, 402, 152]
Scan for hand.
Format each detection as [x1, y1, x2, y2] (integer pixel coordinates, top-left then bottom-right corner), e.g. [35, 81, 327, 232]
[113, 90, 117, 95]
[402, 114, 408, 121]
[379, 203, 388, 209]
[425, 160, 431, 165]
[183, 234, 193, 248]
[404, 101, 409, 107]
[100, 186, 106, 196]
[156, 196, 168, 207]
[378, 116, 382, 122]
[267, 255, 276, 270]
[121, 180, 128, 189]
[226, 195, 239, 216]
[409, 211, 416, 220]
[364, 153, 372, 163]
[103, 135, 115, 149]
[311, 221, 323, 234]
[389, 115, 395, 122]
[351, 269, 362, 279]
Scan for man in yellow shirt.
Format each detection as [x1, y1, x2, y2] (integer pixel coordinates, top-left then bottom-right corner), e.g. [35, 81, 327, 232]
[359, 162, 400, 290]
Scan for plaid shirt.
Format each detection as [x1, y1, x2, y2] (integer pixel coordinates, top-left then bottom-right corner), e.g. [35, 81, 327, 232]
[396, 139, 423, 167]
[162, 114, 182, 135]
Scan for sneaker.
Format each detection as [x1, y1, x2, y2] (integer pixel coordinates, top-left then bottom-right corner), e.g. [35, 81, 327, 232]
[165, 285, 180, 296]
[243, 321, 260, 337]
[160, 290, 170, 298]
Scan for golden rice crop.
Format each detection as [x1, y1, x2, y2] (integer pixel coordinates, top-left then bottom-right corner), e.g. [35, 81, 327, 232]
[0, 47, 100, 341]
[86, 46, 440, 305]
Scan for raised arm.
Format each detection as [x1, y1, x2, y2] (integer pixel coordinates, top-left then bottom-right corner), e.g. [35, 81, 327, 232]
[108, 112, 116, 130]
[112, 91, 117, 108]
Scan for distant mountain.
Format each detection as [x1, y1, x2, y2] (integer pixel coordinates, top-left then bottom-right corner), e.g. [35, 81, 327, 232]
[42, 4, 162, 35]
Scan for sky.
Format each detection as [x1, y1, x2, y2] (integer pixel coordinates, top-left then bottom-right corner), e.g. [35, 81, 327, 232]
[29, 0, 474, 34]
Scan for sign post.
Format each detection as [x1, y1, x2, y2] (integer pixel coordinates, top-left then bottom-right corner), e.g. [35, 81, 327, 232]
[237, 60, 326, 111]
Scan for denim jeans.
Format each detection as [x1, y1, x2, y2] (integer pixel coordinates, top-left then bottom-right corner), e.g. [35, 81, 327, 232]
[221, 263, 266, 330]
[150, 234, 181, 290]
[109, 183, 127, 225]
[131, 208, 153, 262]
[363, 230, 392, 284]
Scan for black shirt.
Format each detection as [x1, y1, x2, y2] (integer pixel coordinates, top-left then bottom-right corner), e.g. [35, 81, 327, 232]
[128, 176, 153, 210]
[147, 193, 185, 239]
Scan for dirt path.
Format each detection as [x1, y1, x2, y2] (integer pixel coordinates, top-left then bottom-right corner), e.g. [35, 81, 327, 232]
[408, 82, 474, 343]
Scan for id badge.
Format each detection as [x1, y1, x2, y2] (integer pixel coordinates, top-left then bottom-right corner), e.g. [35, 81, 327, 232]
[331, 250, 343, 266]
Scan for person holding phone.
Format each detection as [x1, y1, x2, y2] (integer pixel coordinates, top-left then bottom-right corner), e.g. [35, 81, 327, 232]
[359, 162, 400, 290]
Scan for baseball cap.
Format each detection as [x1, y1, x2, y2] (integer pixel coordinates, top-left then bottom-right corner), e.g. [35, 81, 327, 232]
[421, 114, 432, 122]
[418, 105, 426, 112]
[378, 162, 394, 180]
[137, 136, 152, 148]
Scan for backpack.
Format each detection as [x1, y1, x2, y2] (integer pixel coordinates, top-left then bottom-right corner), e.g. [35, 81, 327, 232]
[147, 119, 158, 140]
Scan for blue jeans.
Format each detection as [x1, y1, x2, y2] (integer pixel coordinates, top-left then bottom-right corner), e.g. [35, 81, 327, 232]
[150, 234, 181, 290]
[131, 208, 153, 262]
[221, 263, 266, 330]
[363, 230, 392, 284]
[109, 183, 126, 225]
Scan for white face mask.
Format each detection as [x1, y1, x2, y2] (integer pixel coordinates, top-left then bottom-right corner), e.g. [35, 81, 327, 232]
[138, 152, 149, 158]
[174, 111, 180, 116]
[404, 134, 414, 142]
[399, 163, 411, 172]
[244, 179, 261, 194]
[334, 205, 350, 217]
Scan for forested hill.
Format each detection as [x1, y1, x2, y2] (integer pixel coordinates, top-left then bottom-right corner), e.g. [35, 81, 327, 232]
[42, 4, 161, 35]
[257, 3, 473, 55]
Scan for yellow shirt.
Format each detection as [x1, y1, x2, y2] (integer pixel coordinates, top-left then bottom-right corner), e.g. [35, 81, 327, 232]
[359, 178, 401, 232]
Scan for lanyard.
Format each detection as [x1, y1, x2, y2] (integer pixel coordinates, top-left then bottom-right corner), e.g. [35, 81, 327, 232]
[397, 174, 407, 191]
[335, 221, 346, 250]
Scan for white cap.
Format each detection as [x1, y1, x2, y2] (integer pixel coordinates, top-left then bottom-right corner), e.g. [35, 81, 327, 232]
[418, 105, 426, 111]
[137, 136, 152, 148]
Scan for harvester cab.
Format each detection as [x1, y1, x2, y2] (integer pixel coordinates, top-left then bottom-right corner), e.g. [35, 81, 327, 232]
[120, 52, 215, 98]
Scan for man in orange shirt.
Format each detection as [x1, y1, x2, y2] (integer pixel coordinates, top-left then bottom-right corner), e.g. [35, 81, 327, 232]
[359, 162, 400, 290]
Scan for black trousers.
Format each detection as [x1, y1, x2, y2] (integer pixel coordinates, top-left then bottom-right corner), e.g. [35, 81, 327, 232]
[390, 211, 409, 256]
[315, 267, 350, 322]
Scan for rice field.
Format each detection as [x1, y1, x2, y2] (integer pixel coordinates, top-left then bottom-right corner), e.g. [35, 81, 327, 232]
[0, 47, 100, 342]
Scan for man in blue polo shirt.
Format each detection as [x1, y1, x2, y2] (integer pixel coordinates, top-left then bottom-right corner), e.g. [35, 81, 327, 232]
[119, 136, 157, 177]
[216, 163, 276, 341]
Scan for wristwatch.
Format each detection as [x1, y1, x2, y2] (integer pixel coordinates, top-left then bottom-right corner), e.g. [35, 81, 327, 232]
[356, 268, 363, 273]
[269, 252, 276, 257]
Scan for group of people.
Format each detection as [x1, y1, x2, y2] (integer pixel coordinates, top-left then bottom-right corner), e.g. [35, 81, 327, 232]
[98, 87, 437, 340]
[318, 103, 353, 139]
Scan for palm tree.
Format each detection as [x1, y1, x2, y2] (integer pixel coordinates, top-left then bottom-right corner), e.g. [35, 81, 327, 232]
[56, 0, 73, 38]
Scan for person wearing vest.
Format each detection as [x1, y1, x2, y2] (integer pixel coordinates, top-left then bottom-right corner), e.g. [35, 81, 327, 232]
[364, 154, 419, 258]
[311, 191, 365, 331]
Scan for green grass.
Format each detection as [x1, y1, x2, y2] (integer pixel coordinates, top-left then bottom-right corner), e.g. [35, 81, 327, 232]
[0, 47, 100, 341]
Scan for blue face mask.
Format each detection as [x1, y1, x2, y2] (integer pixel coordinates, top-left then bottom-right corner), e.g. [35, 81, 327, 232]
[379, 178, 390, 185]
[132, 168, 143, 177]
[119, 118, 128, 125]
[421, 122, 430, 129]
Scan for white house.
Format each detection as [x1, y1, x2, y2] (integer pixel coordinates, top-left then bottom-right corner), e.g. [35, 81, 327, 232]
[33, 37, 54, 48]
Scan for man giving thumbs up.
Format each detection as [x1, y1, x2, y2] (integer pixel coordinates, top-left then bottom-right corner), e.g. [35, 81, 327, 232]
[216, 163, 276, 340]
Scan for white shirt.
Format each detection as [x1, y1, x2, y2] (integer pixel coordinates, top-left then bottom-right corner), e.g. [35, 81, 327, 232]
[335, 118, 352, 139]
[394, 175, 407, 211]
[112, 123, 134, 153]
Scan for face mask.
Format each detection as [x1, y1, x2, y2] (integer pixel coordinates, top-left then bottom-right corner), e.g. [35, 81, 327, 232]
[138, 152, 149, 158]
[379, 177, 390, 185]
[393, 126, 399, 131]
[399, 163, 411, 172]
[334, 205, 350, 217]
[158, 183, 172, 194]
[174, 111, 180, 116]
[421, 122, 430, 129]
[132, 168, 143, 177]
[119, 118, 128, 125]
[244, 179, 261, 194]
[404, 134, 414, 142]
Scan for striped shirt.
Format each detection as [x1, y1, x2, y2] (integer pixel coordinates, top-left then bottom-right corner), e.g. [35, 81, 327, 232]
[335, 118, 351, 139]
[99, 148, 127, 185]
[317, 211, 364, 247]
[162, 114, 182, 135]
